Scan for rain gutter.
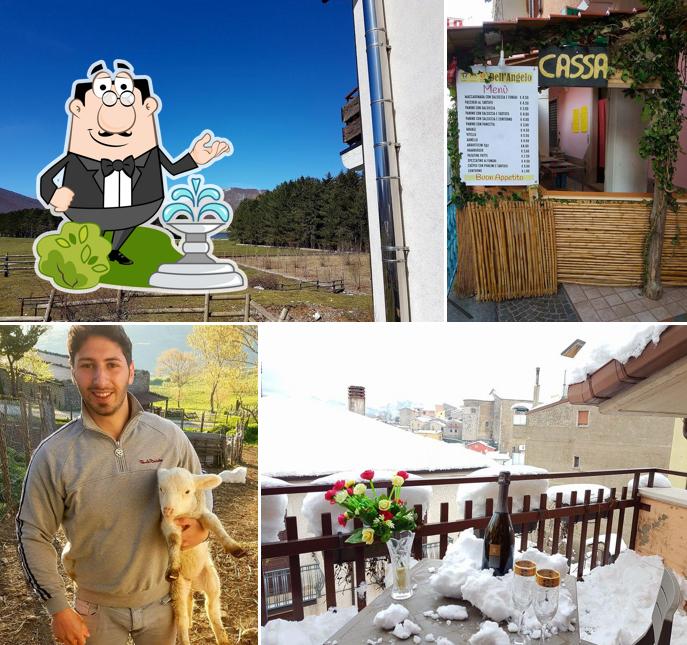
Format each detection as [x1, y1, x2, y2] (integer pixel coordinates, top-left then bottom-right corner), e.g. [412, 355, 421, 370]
[567, 325, 687, 405]
[361, 0, 411, 321]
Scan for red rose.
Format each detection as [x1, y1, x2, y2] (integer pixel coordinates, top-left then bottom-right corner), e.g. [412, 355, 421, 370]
[380, 510, 394, 521]
[347, 487, 353, 495]
[325, 489, 336, 502]
[337, 513, 348, 527]
[360, 470, 375, 480]
[333, 480, 345, 491]
[396, 470, 409, 480]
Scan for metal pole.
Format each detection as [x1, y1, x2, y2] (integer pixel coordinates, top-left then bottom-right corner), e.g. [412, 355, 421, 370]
[362, 0, 411, 322]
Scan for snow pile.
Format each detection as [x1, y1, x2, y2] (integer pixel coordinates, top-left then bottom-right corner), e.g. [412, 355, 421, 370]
[260, 475, 289, 542]
[392, 619, 422, 639]
[261, 606, 356, 645]
[569, 324, 667, 384]
[429, 529, 483, 598]
[578, 550, 687, 644]
[436, 605, 468, 621]
[468, 621, 510, 645]
[261, 395, 496, 477]
[373, 603, 409, 630]
[430, 530, 575, 633]
[456, 465, 549, 518]
[627, 473, 672, 493]
[301, 470, 432, 536]
[547, 484, 611, 505]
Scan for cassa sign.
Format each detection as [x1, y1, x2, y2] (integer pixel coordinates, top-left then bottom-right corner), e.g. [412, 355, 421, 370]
[538, 46, 608, 87]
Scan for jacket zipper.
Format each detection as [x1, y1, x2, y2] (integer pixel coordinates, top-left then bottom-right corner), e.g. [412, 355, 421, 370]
[114, 439, 126, 473]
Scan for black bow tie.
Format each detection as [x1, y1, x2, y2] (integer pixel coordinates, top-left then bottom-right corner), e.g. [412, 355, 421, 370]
[101, 156, 135, 178]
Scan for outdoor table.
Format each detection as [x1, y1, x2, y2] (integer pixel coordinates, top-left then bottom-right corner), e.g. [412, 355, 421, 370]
[541, 160, 582, 189]
[327, 559, 587, 644]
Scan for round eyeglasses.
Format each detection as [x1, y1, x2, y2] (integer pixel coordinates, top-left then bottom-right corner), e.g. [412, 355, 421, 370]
[102, 90, 135, 107]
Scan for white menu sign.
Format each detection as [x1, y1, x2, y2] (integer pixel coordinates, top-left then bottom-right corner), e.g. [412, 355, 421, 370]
[457, 66, 539, 185]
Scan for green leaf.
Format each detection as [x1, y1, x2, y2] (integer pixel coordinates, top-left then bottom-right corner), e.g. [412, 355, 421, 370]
[92, 264, 108, 273]
[345, 529, 364, 544]
[68, 233, 76, 244]
[80, 245, 91, 263]
[56, 238, 70, 248]
[88, 256, 98, 265]
[78, 225, 88, 243]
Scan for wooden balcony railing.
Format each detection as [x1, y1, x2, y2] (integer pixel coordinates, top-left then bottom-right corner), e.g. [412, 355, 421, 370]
[260, 467, 687, 624]
[341, 88, 362, 146]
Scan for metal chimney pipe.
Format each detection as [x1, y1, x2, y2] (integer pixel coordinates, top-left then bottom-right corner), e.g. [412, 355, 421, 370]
[361, 0, 411, 322]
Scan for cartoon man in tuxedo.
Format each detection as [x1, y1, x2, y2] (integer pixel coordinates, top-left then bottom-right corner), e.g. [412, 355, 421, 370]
[38, 60, 230, 265]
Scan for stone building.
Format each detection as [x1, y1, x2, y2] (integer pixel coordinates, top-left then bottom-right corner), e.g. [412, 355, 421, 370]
[460, 394, 533, 450]
[519, 399, 675, 490]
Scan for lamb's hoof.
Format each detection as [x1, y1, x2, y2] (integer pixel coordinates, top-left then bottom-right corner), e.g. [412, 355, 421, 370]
[227, 544, 248, 558]
[165, 567, 180, 582]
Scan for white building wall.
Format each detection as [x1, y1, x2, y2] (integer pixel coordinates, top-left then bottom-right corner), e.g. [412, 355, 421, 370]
[352, 0, 445, 321]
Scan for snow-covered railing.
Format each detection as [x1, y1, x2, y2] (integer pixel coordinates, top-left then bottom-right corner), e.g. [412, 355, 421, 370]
[260, 467, 687, 625]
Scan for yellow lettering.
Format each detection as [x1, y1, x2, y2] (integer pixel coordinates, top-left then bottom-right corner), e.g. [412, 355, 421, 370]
[570, 54, 584, 79]
[581, 54, 595, 80]
[556, 54, 570, 79]
[594, 53, 609, 80]
[539, 54, 556, 78]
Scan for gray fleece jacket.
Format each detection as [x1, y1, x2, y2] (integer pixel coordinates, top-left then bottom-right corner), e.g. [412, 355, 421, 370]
[15, 394, 207, 614]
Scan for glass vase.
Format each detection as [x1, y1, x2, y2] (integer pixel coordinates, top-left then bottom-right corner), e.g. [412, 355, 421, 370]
[386, 530, 414, 600]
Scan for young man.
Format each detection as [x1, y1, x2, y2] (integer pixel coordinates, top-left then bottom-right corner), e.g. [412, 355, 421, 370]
[16, 325, 211, 645]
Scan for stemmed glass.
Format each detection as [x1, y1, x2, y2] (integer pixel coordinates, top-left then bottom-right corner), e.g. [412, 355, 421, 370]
[512, 560, 537, 644]
[533, 569, 560, 644]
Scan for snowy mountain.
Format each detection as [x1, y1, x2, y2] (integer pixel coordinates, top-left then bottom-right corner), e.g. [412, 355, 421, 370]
[222, 187, 265, 211]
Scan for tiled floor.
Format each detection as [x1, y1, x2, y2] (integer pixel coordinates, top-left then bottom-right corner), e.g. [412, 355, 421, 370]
[563, 283, 687, 322]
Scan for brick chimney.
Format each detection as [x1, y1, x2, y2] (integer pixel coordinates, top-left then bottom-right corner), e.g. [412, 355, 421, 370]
[532, 367, 540, 407]
[348, 385, 366, 415]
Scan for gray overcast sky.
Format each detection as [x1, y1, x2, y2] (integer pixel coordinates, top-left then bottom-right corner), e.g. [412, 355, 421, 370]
[260, 323, 662, 409]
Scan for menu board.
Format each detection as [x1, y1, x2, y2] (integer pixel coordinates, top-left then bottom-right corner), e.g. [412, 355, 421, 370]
[457, 66, 539, 186]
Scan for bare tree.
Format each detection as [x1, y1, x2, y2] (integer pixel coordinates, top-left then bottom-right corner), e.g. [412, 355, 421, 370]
[156, 349, 197, 408]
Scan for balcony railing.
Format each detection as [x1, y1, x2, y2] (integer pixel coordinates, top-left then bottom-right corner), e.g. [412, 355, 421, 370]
[260, 467, 687, 624]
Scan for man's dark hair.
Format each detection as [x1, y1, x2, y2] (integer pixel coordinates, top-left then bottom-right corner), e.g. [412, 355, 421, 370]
[67, 325, 133, 365]
[73, 78, 151, 103]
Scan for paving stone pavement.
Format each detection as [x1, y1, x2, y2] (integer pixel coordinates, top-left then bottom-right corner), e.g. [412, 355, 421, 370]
[563, 283, 687, 321]
[496, 286, 580, 322]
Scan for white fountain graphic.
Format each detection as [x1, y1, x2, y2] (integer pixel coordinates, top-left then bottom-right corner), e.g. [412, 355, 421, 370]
[149, 176, 247, 291]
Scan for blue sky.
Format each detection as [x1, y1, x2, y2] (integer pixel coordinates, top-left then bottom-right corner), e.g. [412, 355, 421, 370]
[37, 324, 257, 373]
[0, 0, 356, 197]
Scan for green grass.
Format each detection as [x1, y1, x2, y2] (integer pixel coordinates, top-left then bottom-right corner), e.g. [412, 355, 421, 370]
[0, 236, 373, 320]
[103, 227, 182, 288]
[154, 379, 257, 413]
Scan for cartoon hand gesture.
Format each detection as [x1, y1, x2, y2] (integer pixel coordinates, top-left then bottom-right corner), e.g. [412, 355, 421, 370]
[190, 132, 233, 166]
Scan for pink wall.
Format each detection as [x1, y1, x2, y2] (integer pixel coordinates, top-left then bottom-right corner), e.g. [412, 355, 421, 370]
[549, 86, 594, 161]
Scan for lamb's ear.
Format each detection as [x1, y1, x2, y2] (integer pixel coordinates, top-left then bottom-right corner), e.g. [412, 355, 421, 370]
[193, 474, 223, 490]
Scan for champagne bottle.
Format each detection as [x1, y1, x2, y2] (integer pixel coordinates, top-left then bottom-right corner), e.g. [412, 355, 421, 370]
[482, 471, 515, 576]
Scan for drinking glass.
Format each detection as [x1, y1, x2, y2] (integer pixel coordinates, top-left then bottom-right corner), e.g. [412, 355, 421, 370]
[512, 560, 537, 644]
[533, 569, 560, 644]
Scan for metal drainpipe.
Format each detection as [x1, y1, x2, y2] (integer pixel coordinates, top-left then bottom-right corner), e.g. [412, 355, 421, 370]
[361, 0, 411, 322]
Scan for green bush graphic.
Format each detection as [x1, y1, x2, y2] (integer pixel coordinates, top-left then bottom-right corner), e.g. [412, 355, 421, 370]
[36, 222, 111, 290]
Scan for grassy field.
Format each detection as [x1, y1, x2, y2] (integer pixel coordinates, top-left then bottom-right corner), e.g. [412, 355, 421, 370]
[0, 236, 373, 321]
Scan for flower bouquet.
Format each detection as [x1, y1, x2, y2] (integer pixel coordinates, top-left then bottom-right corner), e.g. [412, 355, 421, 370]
[324, 469, 418, 599]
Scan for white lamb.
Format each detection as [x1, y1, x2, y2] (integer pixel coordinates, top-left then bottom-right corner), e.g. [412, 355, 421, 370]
[157, 466, 248, 645]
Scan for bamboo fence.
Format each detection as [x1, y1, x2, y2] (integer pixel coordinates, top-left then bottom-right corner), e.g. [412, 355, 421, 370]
[548, 196, 687, 286]
[465, 201, 557, 301]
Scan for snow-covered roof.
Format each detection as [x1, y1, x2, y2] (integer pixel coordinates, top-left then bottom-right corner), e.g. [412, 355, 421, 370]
[569, 324, 668, 385]
[261, 395, 497, 477]
[510, 402, 532, 411]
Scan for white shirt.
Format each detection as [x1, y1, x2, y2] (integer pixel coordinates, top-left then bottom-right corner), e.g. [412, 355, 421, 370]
[103, 170, 132, 208]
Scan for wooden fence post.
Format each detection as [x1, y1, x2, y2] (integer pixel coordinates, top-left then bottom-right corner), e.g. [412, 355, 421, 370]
[0, 414, 13, 511]
[244, 294, 250, 322]
[43, 289, 56, 322]
[203, 292, 210, 322]
[19, 398, 31, 464]
[200, 411, 205, 432]
[3, 254, 8, 278]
